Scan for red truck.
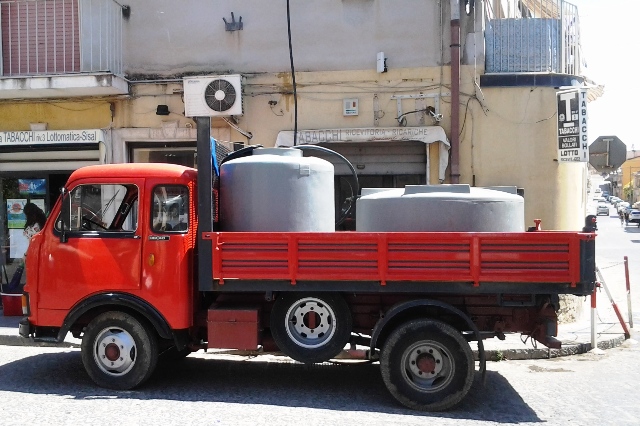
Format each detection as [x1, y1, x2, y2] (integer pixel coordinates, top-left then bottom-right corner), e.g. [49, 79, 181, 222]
[19, 137, 595, 411]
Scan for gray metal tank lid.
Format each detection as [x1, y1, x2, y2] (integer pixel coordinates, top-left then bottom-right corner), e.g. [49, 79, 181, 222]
[253, 147, 302, 157]
[483, 186, 519, 194]
[403, 184, 471, 195]
[361, 188, 398, 196]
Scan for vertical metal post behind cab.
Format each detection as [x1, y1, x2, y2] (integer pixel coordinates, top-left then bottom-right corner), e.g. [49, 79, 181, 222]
[196, 117, 214, 291]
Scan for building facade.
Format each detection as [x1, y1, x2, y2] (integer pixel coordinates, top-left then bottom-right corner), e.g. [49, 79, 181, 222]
[0, 0, 601, 266]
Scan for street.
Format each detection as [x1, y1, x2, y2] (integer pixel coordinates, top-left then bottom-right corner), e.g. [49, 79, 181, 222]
[0, 337, 639, 425]
[1, 195, 639, 425]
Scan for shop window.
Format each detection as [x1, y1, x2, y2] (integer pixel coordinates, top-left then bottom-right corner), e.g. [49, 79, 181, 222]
[131, 146, 197, 168]
[151, 185, 189, 233]
[2, 177, 48, 261]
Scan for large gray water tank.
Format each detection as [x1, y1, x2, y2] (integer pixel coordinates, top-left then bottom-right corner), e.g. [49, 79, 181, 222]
[220, 147, 335, 231]
[356, 184, 524, 232]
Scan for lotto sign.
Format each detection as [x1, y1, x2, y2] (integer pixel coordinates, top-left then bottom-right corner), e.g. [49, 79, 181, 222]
[557, 88, 588, 162]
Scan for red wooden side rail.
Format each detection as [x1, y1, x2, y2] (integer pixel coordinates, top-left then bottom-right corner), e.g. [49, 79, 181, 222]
[202, 232, 593, 287]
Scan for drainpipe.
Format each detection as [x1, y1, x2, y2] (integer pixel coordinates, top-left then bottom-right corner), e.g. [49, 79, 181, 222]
[450, 0, 461, 184]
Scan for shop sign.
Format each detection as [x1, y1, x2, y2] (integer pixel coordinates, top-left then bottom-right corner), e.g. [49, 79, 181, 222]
[0, 129, 104, 145]
[277, 127, 450, 146]
[557, 88, 588, 162]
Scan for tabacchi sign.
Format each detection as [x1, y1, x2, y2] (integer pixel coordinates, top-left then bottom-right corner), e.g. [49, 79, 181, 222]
[557, 88, 588, 162]
[0, 129, 103, 145]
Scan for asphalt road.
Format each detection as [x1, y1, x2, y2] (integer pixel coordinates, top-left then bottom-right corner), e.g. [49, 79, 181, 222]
[0, 337, 639, 426]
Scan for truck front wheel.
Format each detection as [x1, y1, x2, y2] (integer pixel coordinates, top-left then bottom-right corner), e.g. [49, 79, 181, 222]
[380, 319, 474, 411]
[81, 311, 158, 390]
[270, 293, 352, 364]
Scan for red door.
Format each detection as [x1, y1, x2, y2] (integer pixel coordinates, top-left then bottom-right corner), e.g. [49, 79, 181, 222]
[37, 179, 144, 311]
[139, 183, 195, 328]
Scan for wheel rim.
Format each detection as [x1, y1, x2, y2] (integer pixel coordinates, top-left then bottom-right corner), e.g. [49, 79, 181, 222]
[93, 326, 137, 376]
[284, 297, 337, 349]
[401, 340, 455, 393]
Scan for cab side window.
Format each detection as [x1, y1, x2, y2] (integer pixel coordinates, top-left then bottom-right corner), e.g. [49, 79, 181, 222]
[151, 185, 189, 233]
[56, 184, 138, 233]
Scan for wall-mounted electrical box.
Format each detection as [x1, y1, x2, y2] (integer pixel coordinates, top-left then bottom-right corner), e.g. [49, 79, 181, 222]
[377, 52, 387, 73]
[343, 98, 359, 116]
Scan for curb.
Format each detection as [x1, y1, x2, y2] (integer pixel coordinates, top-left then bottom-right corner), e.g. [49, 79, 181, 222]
[475, 334, 627, 361]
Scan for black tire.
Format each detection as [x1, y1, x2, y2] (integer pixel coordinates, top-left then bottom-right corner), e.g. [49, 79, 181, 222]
[81, 311, 158, 390]
[270, 293, 352, 364]
[380, 319, 474, 411]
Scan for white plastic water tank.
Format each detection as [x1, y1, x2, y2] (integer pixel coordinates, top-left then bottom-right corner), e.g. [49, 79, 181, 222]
[220, 147, 335, 231]
[356, 184, 524, 232]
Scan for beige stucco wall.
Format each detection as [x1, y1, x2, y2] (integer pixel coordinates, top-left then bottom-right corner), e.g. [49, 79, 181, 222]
[465, 86, 588, 230]
[120, 67, 454, 184]
[0, 101, 111, 131]
[116, 64, 589, 230]
[0, 63, 589, 231]
[621, 157, 640, 192]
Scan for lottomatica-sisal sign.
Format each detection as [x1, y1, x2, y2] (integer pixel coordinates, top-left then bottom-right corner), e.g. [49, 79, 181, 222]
[557, 88, 588, 162]
[0, 129, 103, 145]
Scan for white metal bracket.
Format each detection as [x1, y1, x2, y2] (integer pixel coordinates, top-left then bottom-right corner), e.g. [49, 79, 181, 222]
[391, 93, 450, 126]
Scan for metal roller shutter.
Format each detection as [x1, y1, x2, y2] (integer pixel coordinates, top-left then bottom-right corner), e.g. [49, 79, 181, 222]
[311, 141, 427, 176]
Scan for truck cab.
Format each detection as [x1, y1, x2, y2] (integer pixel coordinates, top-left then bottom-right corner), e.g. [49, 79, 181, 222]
[22, 163, 198, 348]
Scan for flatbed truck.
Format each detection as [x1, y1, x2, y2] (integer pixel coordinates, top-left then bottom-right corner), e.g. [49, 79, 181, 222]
[19, 134, 595, 411]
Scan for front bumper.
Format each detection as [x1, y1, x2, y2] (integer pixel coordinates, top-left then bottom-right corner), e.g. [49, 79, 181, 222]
[18, 318, 33, 338]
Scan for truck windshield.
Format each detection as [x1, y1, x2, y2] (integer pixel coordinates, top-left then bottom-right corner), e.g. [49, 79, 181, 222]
[56, 184, 138, 232]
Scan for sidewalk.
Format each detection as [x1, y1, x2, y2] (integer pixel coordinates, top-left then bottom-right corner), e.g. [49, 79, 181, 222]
[0, 303, 632, 359]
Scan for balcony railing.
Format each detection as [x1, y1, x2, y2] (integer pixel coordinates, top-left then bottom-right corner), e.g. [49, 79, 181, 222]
[484, 0, 583, 75]
[0, 0, 123, 77]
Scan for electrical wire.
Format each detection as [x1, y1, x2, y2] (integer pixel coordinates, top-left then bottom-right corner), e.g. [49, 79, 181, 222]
[222, 117, 253, 140]
[396, 106, 438, 126]
[286, 0, 298, 146]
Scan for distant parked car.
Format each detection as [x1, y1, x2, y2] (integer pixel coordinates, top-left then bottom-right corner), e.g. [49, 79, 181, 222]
[612, 198, 624, 209]
[618, 202, 630, 214]
[596, 202, 609, 216]
[628, 209, 640, 226]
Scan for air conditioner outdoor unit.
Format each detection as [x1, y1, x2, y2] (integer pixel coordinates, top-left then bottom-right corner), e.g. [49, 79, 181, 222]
[183, 74, 243, 117]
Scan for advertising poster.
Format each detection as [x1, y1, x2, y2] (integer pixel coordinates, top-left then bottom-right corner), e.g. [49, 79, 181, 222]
[10, 228, 29, 259]
[32, 199, 46, 213]
[6, 198, 46, 258]
[18, 179, 46, 195]
[6, 199, 26, 229]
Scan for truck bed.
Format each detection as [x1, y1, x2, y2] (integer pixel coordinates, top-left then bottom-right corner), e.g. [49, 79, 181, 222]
[203, 231, 595, 295]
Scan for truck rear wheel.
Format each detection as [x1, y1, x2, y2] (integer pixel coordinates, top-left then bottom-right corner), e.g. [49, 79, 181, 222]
[380, 319, 474, 411]
[270, 293, 352, 364]
[81, 311, 158, 390]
